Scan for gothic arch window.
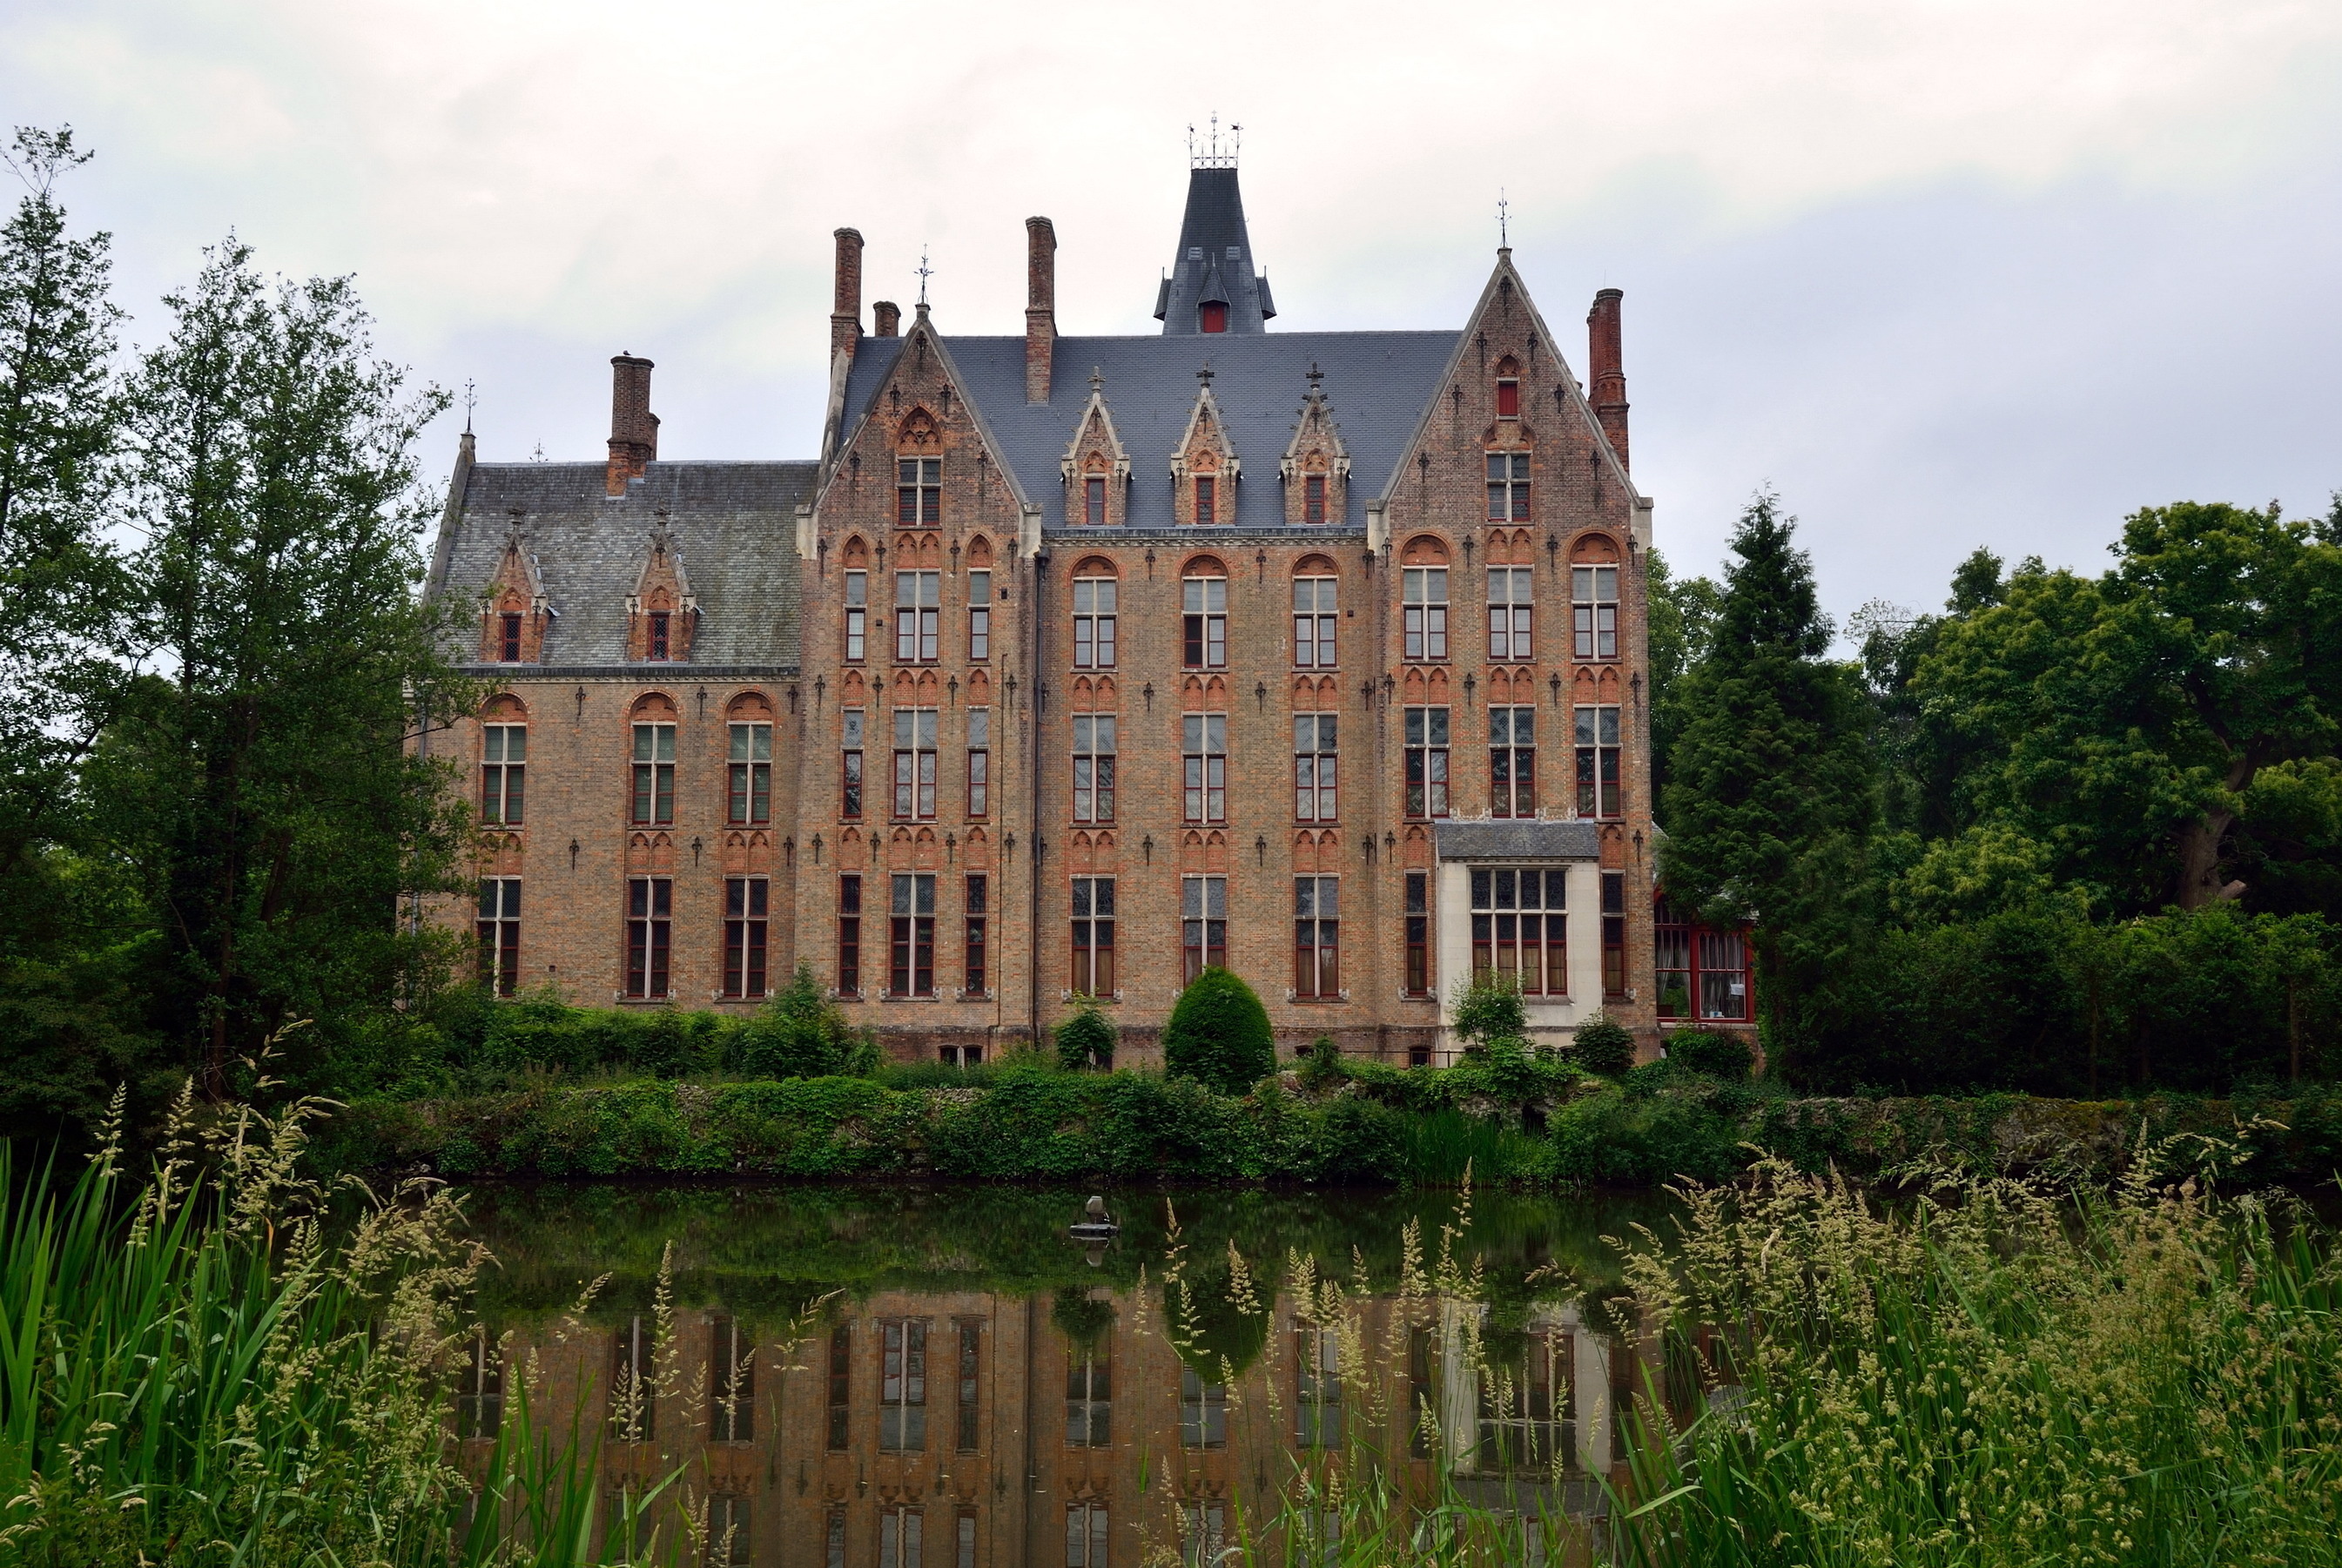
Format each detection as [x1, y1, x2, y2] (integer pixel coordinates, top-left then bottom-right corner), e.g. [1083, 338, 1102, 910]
[1401, 538, 1450, 664]
[842, 535, 870, 663]
[1072, 556, 1120, 671]
[1571, 533, 1623, 663]
[1293, 555, 1338, 670]
[1181, 557, 1228, 672]
[897, 411, 941, 527]
[1487, 443, 1531, 524]
[965, 535, 994, 663]
[628, 693, 679, 828]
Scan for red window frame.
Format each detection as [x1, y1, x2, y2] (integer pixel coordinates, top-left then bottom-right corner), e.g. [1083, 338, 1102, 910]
[1654, 894, 1752, 1022]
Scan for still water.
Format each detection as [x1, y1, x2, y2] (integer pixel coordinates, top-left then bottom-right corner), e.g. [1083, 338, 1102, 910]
[456, 1181, 1686, 1565]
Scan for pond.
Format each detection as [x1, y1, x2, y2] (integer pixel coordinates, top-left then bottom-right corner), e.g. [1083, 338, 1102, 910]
[456, 1180, 1688, 1565]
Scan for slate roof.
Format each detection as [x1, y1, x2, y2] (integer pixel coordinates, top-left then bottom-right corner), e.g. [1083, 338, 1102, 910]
[1434, 821, 1603, 861]
[839, 329, 1461, 531]
[427, 459, 816, 671]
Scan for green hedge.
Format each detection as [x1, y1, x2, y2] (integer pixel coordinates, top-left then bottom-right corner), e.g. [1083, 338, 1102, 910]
[314, 1062, 2342, 1188]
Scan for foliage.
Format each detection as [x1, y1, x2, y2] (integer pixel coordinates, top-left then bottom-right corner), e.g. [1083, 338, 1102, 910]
[1162, 966, 1275, 1094]
[1659, 491, 1879, 1056]
[735, 966, 872, 1080]
[0, 1080, 705, 1565]
[1296, 1033, 1346, 1092]
[1612, 1154, 2342, 1568]
[1665, 1029, 1753, 1081]
[1054, 1002, 1116, 1072]
[1450, 971, 1526, 1049]
[1570, 1014, 1637, 1077]
[1645, 545, 1722, 803]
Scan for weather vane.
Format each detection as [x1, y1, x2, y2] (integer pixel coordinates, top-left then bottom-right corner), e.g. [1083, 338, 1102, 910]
[462, 378, 477, 434]
[1497, 189, 1510, 248]
[916, 246, 932, 307]
[1188, 113, 1241, 169]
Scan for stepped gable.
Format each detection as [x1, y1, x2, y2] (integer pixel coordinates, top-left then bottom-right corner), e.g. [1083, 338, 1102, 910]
[838, 330, 1457, 531]
[429, 460, 816, 670]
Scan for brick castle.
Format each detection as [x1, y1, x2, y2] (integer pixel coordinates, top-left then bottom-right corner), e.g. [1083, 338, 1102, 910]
[422, 150, 1753, 1064]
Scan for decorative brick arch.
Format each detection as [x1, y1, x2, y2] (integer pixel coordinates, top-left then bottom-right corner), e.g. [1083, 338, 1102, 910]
[842, 670, 866, 704]
[482, 691, 528, 721]
[1181, 553, 1229, 580]
[629, 691, 679, 720]
[965, 669, 991, 703]
[1571, 531, 1621, 564]
[963, 825, 992, 870]
[1401, 535, 1450, 565]
[1069, 554, 1121, 584]
[725, 690, 773, 720]
[842, 535, 870, 569]
[898, 407, 941, 450]
[966, 534, 993, 569]
[1293, 552, 1339, 578]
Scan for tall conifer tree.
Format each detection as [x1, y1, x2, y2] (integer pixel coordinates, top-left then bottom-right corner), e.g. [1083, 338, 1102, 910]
[1659, 492, 1876, 1050]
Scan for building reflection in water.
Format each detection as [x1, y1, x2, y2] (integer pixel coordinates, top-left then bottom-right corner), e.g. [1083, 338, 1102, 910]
[453, 1273, 1661, 1565]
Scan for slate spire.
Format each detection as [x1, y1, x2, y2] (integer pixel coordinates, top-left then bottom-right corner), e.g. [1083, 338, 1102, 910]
[1154, 153, 1276, 336]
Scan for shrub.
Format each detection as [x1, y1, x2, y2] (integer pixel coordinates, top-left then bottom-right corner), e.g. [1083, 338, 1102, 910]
[1570, 1014, 1637, 1076]
[1162, 968, 1275, 1095]
[1055, 1005, 1116, 1072]
[1452, 972, 1526, 1049]
[1298, 1033, 1345, 1092]
[1667, 1028, 1754, 1081]
[736, 965, 864, 1079]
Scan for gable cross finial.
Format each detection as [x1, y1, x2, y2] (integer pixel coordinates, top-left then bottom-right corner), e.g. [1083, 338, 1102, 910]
[1497, 189, 1510, 250]
[1090, 366, 1104, 394]
[1196, 361, 1214, 388]
[915, 246, 932, 308]
[1305, 361, 1323, 388]
[462, 378, 477, 434]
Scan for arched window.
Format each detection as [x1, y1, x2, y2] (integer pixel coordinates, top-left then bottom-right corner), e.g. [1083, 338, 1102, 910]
[1293, 556, 1337, 670]
[896, 413, 940, 525]
[629, 693, 678, 826]
[1495, 355, 1521, 420]
[966, 535, 993, 663]
[725, 693, 773, 826]
[1071, 557, 1118, 670]
[1182, 559, 1228, 670]
[480, 695, 527, 827]
[1571, 534, 1621, 662]
[1400, 539, 1450, 663]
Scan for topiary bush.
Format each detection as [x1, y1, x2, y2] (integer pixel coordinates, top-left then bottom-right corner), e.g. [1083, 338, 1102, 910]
[1162, 968, 1275, 1095]
[1570, 1014, 1637, 1077]
[1054, 1005, 1116, 1072]
[1668, 1028, 1754, 1081]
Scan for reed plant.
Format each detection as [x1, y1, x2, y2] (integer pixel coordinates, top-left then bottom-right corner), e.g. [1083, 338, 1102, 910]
[1606, 1144, 2342, 1568]
[0, 1066, 718, 1565]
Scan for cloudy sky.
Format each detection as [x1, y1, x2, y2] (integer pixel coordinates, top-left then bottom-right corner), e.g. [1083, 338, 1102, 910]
[7, 0, 2339, 627]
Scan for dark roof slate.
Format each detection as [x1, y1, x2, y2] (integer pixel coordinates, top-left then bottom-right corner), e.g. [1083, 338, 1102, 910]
[1434, 821, 1603, 861]
[839, 329, 1460, 531]
[428, 460, 816, 670]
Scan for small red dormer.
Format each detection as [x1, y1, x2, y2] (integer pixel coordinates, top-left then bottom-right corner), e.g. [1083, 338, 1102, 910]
[627, 530, 697, 663]
[480, 535, 553, 663]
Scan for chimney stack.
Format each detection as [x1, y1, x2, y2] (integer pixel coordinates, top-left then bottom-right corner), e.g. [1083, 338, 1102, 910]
[872, 300, 901, 338]
[831, 228, 864, 366]
[605, 353, 657, 497]
[1025, 216, 1057, 403]
[1586, 288, 1629, 470]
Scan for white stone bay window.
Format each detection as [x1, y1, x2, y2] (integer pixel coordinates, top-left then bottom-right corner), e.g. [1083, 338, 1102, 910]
[1431, 820, 1605, 1058]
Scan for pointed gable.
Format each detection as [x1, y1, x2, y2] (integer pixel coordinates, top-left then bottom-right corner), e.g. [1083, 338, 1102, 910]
[626, 527, 697, 662]
[479, 530, 554, 663]
[1059, 367, 1132, 528]
[1279, 367, 1351, 526]
[1169, 367, 1240, 527]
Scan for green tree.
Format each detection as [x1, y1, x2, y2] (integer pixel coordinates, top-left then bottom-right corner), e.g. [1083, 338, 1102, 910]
[1450, 971, 1525, 1050]
[1161, 967, 1275, 1094]
[1054, 1004, 1115, 1072]
[737, 965, 862, 1079]
[1645, 546, 1721, 802]
[95, 241, 472, 1094]
[1659, 491, 1879, 1053]
[1569, 1014, 1636, 1076]
[1912, 503, 2342, 916]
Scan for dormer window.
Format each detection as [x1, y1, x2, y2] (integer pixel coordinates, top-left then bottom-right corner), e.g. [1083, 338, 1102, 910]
[647, 611, 670, 660]
[1195, 475, 1217, 525]
[1303, 474, 1326, 525]
[1086, 476, 1106, 526]
[1199, 302, 1228, 334]
[499, 612, 522, 662]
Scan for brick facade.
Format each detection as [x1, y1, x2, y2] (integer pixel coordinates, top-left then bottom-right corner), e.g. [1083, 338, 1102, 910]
[425, 157, 1684, 1065]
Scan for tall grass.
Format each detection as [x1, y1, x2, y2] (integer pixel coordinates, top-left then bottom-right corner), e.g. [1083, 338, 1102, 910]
[1399, 1106, 1548, 1185]
[0, 1076, 696, 1565]
[1605, 1147, 2342, 1568]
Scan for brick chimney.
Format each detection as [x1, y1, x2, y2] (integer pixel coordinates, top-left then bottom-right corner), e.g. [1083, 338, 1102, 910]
[1025, 216, 1057, 403]
[872, 300, 901, 338]
[1587, 288, 1629, 470]
[605, 353, 657, 497]
[831, 228, 864, 366]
